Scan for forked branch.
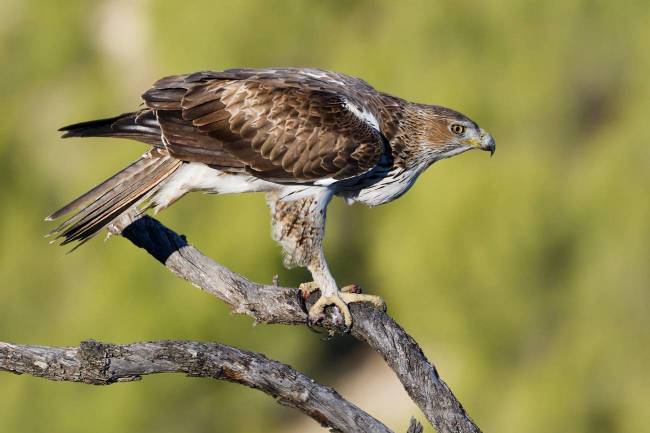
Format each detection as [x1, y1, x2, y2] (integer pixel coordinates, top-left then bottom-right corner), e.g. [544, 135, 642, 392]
[117, 216, 481, 433]
[1, 214, 480, 433]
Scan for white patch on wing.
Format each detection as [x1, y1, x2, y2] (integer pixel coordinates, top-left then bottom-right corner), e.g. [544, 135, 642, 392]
[314, 178, 338, 186]
[302, 69, 346, 86]
[344, 99, 380, 131]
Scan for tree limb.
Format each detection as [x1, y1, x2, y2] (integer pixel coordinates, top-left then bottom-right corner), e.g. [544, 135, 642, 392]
[116, 215, 482, 433]
[0, 339, 400, 433]
[0, 212, 477, 432]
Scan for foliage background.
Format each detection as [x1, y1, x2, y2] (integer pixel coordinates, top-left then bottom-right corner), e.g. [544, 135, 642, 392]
[0, 1, 648, 432]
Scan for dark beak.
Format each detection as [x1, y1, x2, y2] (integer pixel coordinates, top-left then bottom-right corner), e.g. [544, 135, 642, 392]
[479, 130, 496, 156]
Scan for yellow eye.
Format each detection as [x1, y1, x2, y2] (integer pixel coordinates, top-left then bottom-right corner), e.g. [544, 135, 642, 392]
[451, 124, 465, 135]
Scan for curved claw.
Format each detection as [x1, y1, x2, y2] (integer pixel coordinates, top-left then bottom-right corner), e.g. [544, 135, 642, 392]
[299, 281, 320, 301]
[308, 312, 327, 328]
[309, 294, 354, 327]
[300, 283, 386, 330]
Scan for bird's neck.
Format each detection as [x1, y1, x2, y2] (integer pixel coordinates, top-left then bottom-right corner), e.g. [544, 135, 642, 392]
[382, 101, 439, 170]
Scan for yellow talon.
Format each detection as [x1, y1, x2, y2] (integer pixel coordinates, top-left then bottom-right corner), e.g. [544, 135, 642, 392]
[339, 292, 385, 310]
[299, 282, 385, 328]
[299, 281, 320, 298]
[309, 293, 354, 327]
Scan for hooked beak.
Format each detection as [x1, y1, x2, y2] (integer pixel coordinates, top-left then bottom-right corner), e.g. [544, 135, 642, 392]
[479, 129, 496, 156]
[461, 129, 496, 156]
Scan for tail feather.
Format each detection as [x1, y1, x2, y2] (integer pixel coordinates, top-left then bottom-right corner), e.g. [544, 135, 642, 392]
[59, 110, 162, 145]
[46, 155, 162, 221]
[57, 160, 171, 244]
[47, 148, 182, 247]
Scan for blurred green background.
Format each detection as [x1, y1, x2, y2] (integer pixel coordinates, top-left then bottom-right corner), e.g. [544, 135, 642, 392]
[1, 0, 648, 432]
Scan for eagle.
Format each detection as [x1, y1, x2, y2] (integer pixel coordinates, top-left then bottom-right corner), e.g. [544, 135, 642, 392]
[47, 68, 495, 328]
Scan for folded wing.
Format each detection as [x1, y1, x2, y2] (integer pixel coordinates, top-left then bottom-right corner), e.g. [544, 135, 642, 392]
[142, 69, 388, 184]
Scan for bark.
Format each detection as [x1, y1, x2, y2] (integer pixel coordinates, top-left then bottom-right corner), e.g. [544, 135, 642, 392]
[0, 340, 396, 433]
[118, 215, 482, 433]
[1, 214, 481, 433]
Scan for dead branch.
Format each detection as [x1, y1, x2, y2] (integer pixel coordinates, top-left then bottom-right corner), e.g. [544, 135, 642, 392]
[0, 339, 403, 433]
[1, 213, 479, 432]
[113, 215, 482, 433]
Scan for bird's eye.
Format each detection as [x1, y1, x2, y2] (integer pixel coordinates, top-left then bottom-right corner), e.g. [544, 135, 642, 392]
[451, 124, 465, 135]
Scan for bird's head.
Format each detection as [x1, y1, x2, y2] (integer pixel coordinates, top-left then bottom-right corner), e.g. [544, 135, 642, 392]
[414, 105, 495, 162]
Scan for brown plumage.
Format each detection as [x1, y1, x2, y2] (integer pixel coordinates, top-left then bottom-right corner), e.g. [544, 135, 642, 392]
[48, 67, 495, 327]
[141, 69, 389, 181]
[47, 148, 182, 248]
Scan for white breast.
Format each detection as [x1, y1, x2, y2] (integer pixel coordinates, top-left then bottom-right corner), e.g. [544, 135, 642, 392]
[339, 165, 424, 207]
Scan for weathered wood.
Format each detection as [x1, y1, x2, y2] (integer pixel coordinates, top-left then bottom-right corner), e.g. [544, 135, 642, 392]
[0, 212, 478, 432]
[118, 215, 482, 433]
[0, 340, 395, 433]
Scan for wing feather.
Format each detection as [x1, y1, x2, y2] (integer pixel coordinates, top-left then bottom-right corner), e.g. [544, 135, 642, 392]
[141, 69, 388, 183]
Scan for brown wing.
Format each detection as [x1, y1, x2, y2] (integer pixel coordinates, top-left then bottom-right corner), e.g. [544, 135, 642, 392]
[142, 69, 387, 183]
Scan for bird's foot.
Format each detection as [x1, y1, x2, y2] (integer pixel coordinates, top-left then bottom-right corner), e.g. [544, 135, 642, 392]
[298, 281, 320, 299]
[298, 282, 385, 330]
[298, 282, 364, 299]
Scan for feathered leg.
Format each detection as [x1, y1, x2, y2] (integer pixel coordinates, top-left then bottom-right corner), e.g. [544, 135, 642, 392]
[267, 189, 384, 328]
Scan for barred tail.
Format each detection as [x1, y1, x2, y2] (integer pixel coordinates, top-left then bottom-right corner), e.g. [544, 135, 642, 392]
[46, 148, 182, 248]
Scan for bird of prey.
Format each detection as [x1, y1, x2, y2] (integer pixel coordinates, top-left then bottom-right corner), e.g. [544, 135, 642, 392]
[47, 68, 495, 328]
